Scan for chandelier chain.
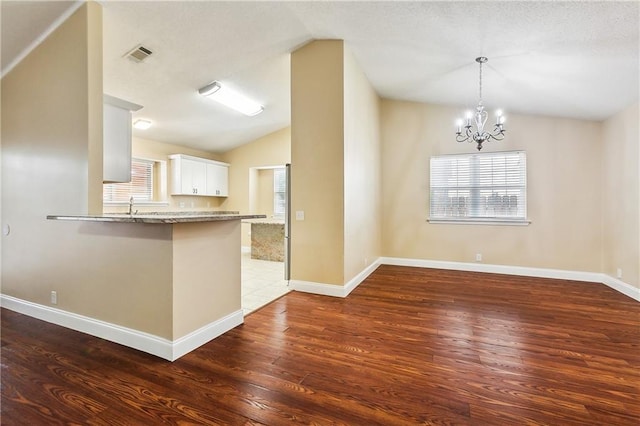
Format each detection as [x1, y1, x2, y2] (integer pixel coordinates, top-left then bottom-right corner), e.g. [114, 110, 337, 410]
[478, 60, 483, 103]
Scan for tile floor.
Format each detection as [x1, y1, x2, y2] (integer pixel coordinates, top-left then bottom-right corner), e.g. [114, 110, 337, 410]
[241, 252, 290, 315]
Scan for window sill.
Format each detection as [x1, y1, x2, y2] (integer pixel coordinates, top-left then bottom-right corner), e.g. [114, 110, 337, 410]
[104, 201, 170, 207]
[428, 218, 531, 226]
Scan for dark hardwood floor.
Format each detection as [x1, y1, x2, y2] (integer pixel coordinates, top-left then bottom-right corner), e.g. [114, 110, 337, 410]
[2, 265, 639, 425]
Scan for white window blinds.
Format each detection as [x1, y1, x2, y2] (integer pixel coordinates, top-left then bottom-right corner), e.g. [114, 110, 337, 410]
[103, 158, 154, 202]
[273, 168, 286, 216]
[429, 151, 527, 222]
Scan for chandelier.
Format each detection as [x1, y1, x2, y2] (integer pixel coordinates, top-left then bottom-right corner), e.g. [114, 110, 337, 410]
[455, 57, 505, 151]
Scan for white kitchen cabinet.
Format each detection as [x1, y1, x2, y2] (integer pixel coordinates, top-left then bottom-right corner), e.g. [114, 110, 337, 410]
[169, 154, 229, 197]
[103, 95, 143, 183]
[206, 163, 229, 196]
[179, 157, 207, 195]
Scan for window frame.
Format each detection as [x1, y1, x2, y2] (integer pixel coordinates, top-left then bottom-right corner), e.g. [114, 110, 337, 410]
[103, 157, 168, 206]
[428, 150, 529, 226]
[273, 167, 286, 218]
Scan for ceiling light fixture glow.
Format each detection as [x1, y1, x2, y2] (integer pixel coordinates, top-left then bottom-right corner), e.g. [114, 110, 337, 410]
[455, 57, 505, 151]
[133, 119, 152, 130]
[198, 81, 264, 116]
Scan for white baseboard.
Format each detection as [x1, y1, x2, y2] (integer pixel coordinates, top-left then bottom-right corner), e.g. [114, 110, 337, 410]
[3, 261, 635, 362]
[601, 274, 640, 302]
[380, 257, 640, 302]
[290, 279, 346, 297]
[291, 256, 639, 303]
[380, 257, 603, 283]
[291, 259, 382, 298]
[0, 295, 244, 361]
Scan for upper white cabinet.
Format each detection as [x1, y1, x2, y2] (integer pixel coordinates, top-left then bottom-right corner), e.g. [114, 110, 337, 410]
[169, 154, 229, 197]
[206, 162, 229, 196]
[176, 157, 207, 195]
[103, 95, 143, 183]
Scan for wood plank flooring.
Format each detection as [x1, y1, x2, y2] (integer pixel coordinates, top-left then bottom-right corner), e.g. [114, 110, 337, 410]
[2, 265, 639, 425]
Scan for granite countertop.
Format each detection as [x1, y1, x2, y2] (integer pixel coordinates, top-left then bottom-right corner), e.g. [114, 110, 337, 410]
[47, 212, 266, 224]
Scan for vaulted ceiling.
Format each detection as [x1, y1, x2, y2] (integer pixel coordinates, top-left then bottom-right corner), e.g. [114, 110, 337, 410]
[2, 1, 638, 153]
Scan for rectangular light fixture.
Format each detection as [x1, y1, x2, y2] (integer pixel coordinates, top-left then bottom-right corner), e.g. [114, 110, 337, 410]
[133, 119, 152, 130]
[198, 81, 264, 116]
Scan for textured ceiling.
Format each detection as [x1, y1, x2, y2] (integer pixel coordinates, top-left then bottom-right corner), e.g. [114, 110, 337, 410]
[2, 1, 639, 153]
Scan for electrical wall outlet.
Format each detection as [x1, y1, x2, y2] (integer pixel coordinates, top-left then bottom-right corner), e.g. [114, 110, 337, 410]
[475, 253, 482, 262]
[296, 211, 305, 221]
[50, 291, 57, 305]
[617, 268, 623, 279]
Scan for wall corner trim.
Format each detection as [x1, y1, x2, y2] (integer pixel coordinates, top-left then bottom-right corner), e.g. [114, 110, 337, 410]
[0, 295, 244, 361]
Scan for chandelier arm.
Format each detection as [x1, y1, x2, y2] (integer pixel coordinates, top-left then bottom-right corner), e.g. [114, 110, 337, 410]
[456, 133, 470, 143]
[489, 131, 506, 141]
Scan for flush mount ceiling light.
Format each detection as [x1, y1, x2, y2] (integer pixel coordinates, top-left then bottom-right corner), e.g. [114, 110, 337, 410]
[198, 81, 264, 117]
[455, 57, 506, 151]
[133, 119, 152, 130]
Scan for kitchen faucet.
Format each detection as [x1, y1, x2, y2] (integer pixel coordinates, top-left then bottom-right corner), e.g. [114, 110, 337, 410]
[128, 196, 136, 216]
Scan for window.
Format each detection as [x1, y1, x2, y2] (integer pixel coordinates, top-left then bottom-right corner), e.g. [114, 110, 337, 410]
[103, 158, 154, 203]
[429, 151, 527, 223]
[273, 167, 286, 217]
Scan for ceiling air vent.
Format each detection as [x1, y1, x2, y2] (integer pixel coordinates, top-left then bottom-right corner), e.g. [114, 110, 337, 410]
[125, 44, 153, 63]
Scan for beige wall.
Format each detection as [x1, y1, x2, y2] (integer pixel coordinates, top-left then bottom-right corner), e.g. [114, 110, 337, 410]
[602, 102, 639, 289]
[343, 47, 382, 282]
[104, 136, 225, 213]
[172, 221, 241, 338]
[290, 40, 381, 286]
[257, 168, 275, 217]
[291, 40, 345, 285]
[1, 3, 174, 339]
[221, 127, 290, 247]
[381, 100, 604, 272]
[2, 2, 102, 218]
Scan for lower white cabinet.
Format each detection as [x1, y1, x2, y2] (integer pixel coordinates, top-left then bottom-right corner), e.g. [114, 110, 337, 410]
[169, 154, 229, 197]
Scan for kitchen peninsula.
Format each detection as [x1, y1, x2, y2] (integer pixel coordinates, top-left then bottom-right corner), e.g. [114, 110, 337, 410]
[244, 218, 285, 262]
[45, 212, 265, 361]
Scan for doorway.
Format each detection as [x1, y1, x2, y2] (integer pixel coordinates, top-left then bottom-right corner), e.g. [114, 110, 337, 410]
[241, 165, 290, 315]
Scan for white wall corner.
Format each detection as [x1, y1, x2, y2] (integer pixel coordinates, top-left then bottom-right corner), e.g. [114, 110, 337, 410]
[0, 295, 245, 361]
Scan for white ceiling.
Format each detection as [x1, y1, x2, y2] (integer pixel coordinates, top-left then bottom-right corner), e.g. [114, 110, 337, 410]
[2, 1, 639, 153]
